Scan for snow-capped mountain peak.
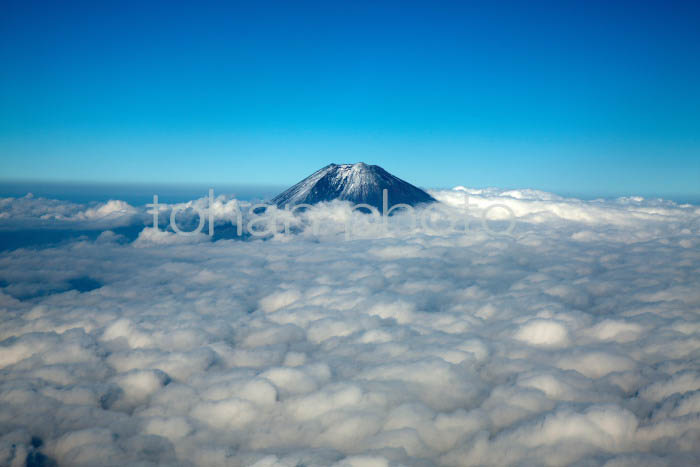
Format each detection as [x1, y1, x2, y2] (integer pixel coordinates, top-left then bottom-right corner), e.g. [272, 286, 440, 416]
[270, 163, 436, 210]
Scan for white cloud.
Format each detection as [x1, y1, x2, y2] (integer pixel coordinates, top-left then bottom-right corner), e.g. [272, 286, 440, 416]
[0, 194, 140, 230]
[0, 187, 698, 466]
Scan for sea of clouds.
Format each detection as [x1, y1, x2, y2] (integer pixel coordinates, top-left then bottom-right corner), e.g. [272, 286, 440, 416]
[1, 187, 699, 466]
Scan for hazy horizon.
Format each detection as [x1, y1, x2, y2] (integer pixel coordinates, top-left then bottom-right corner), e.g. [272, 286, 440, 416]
[2, 177, 699, 206]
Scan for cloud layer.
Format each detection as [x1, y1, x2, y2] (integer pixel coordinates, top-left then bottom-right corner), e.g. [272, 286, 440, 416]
[1, 188, 699, 466]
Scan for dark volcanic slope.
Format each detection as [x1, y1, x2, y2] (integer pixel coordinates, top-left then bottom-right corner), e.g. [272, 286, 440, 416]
[270, 163, 436, 210]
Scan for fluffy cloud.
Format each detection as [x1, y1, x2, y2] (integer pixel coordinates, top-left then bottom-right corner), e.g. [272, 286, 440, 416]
[0, 187, 699, 466]
[0, 194, 140, 229]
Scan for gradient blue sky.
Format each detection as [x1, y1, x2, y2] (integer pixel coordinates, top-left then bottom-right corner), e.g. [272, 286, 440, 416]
[1, 0, 699, 198]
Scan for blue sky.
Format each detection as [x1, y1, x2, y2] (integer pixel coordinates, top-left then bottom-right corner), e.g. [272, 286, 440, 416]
[1, 0, 699, 198]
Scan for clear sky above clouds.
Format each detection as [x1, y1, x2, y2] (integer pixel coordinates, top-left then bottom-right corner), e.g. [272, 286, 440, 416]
[1, 0, 699, 198]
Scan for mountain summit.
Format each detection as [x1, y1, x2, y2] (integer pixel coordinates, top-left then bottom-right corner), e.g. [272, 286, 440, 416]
[270, 163, 436, 210]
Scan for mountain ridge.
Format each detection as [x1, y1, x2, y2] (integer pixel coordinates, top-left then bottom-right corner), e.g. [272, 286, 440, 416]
[270, 163, 436, 210]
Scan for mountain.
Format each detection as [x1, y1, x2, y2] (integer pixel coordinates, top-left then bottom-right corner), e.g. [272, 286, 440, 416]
[270, 163, 436, 211]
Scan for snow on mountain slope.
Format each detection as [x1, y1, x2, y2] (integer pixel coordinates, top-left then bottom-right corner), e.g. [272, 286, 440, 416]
[270, 163, 436, 210]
